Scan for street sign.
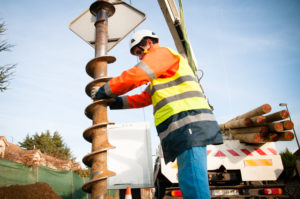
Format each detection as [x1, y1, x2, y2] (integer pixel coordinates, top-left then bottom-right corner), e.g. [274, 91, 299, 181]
[69, 1, 146, 51]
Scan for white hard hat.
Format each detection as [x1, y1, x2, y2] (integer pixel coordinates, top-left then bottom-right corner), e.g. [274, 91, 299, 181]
[130, 29, 159, 54]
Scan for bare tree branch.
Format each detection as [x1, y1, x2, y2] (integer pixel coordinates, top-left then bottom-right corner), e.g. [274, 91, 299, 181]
[0, 64, 16, 92]
[0, 21, 16, 92]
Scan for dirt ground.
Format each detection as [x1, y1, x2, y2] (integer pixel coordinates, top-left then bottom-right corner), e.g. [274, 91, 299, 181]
[0, 182, 62, 199]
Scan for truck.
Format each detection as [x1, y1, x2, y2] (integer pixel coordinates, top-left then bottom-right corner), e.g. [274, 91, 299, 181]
[153, 0, 292, 198]
[154, 139, 289, 198]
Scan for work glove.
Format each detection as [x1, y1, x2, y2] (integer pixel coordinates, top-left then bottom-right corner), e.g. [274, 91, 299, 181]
[90, 86, 109, 100]
[90, 86, 100, 99]
[109, 97, 123, 110]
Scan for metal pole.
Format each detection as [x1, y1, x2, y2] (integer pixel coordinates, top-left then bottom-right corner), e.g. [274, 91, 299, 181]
[280, 103, 300, 150]
[82, 1, 116, 198]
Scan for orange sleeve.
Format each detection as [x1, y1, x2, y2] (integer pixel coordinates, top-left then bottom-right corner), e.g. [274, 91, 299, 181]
[142, 46, 179, 78]
[126, 89, 152, 108]
[109, 66, 150, 96]
[106, 46, 179, 97]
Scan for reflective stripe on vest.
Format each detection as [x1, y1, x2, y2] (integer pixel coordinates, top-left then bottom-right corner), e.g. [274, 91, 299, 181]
[153, 90, 204, 114]
[151, 48, 210, 126]
[137, 61, 156, 81]
[150, 75, 198, 95]
[158, 112, 216, 141]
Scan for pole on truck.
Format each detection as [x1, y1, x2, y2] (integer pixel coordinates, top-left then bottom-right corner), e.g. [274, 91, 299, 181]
[279, 103, 300, 150]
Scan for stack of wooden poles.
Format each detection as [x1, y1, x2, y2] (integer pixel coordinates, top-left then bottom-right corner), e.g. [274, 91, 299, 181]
[219, 104, 295, 144]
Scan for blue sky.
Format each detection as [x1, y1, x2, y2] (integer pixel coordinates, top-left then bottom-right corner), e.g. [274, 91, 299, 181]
[1, 0, 300, 166]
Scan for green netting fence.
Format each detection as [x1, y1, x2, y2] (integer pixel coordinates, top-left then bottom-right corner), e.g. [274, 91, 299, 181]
[0, 158, 88, 199]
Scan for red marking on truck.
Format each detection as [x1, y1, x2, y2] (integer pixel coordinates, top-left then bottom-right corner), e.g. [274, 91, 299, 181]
[240, 149, 253, 156]
[227, 149, 240, 156]
[267, 148, 277, 155]
[255, 148, 267, 155]
[215, 151, 226, 157]
[207, 150, 212, 156]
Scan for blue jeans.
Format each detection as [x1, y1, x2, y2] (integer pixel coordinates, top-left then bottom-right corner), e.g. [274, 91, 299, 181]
[177, 146, 210, 199]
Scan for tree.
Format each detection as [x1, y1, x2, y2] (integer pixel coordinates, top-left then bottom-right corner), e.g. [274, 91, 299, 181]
[19, 130, 73, 161]
[0, 21, 15, 92]
[74, 169, 90, 178]
[280, 148, 297, 179]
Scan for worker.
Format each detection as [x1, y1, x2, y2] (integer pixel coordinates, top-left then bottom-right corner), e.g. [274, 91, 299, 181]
[91, 29, 223, 199]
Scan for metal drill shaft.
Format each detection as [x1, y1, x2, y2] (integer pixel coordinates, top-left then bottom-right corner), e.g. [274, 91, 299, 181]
[82, 1, 116, 198]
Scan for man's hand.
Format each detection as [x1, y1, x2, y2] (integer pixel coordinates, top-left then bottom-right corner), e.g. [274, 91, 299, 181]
[109, 97, 123, 109]
[91, 86, 100, 99]
[91, 85, 110, 100]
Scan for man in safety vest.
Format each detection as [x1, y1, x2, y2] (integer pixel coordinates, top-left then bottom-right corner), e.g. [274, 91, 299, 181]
[91, 29, 223, 199]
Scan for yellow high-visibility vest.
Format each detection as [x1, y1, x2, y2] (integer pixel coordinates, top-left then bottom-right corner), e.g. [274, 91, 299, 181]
[150, 48, 211, 126]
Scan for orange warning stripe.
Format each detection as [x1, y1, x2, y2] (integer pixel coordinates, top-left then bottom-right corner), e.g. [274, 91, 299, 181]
[244, 159, 272, 166]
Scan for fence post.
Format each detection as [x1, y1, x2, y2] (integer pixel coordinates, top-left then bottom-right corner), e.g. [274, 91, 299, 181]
[36, 165, 39, 183]
[71, 170, 73, 198]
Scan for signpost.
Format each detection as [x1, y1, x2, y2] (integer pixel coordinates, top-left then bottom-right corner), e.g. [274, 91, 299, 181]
[69, 1, 146, 51]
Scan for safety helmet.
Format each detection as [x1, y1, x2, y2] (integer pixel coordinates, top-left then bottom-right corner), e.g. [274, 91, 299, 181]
[130, 29, 159, 55]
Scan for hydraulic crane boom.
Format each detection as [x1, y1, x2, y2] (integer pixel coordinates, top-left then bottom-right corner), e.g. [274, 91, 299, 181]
[157, 0, 198, 73]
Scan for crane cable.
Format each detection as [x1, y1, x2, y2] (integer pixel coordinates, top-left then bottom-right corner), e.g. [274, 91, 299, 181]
[178, 0, 205, 84]
[178, 0, 197, 74]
